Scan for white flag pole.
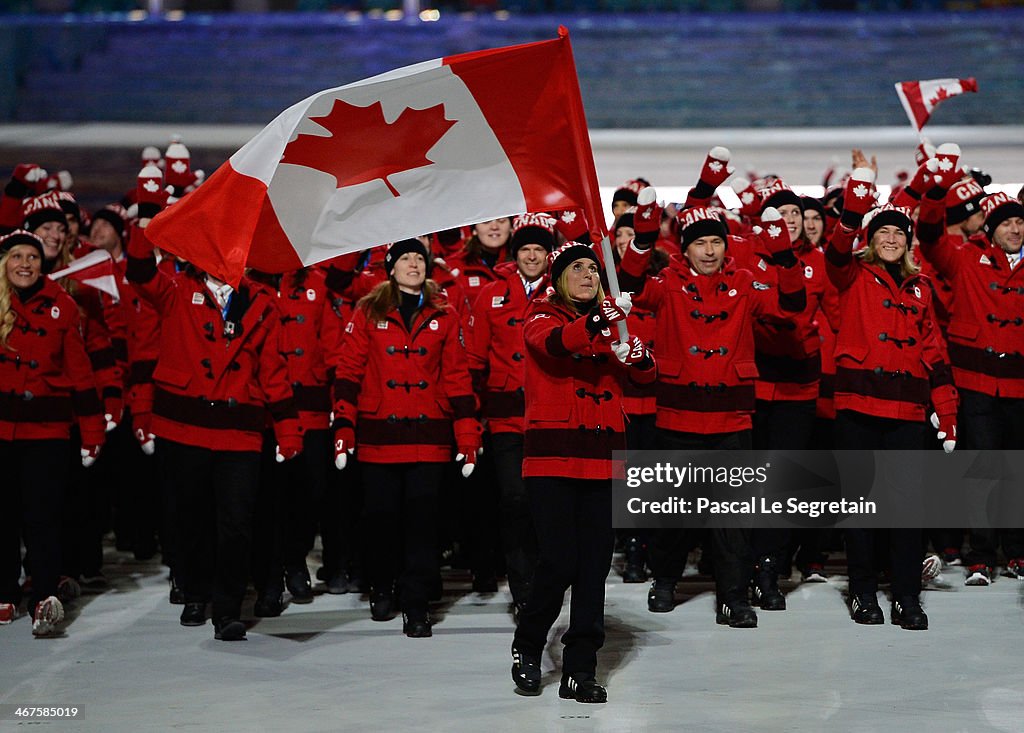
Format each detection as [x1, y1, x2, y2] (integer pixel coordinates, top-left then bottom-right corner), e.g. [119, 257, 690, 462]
[597, 234, 629, 343]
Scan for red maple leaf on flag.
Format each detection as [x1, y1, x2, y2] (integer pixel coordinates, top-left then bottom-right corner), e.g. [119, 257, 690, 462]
[281, 99, 456, 197]
[928, 86, 952, 107]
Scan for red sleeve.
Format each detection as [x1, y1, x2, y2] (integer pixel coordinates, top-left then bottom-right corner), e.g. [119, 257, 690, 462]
[255, 299, 300, 445]
[328, 307, 370, 429]
[825, 224, 858, 292]
[440, 309, 477, 421]
[62, 302, 106, 446]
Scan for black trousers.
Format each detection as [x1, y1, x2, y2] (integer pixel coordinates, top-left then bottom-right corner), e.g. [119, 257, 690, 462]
[490, 432, 537, 604]
[647, 428, 753, 601]
[834, 410, 925, 599]
[513, 476, 614, 677]
[0, 439, 68, 609]
[251, 434, 285, 595]
[158, 439, 260, 620]
[360, 461, 443, 612]
[752, 399, 818, 568]
[957, 389, 1024, 566]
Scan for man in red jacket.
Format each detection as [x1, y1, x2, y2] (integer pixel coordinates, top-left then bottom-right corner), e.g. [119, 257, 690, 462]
[127, 172, 301, 641]
[619, 188, 807, 628]
[918, 188, 1024, 583]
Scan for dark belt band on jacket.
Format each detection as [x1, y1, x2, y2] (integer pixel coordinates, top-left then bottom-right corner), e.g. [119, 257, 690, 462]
[524, 425, 623, 459]
[949, 342, 1024, 380]
[483, 389, 525, 420]
[291, 384, 330, 413]
[834, 366, 929, 404]
[153, 387, 266, 432]
[0, 392, 73, 423]
[656, 381, 755, 413]
[755, 351, 822, 384]
[358, 415, 452, 446]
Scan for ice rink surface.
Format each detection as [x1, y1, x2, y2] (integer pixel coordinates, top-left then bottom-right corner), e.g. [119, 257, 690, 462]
[2, 546, 1024, 733]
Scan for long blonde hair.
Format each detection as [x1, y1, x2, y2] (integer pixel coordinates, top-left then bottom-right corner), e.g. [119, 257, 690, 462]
[858, 237, 920, 280]
[358, 278, 446, 324]
[0, 252, 17, 350]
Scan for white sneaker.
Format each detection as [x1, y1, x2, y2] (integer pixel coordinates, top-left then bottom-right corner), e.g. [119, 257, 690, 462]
[964, 565, 992, 586]
[32, 596, 64, 637]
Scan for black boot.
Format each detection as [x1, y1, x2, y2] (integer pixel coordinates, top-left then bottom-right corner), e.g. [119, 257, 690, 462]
[179, 602, 206, 627]
[558, 673, 607, 704]
[751, 555, 786, 611]
[254, 591, 284, 618]
[510, 645, 541, 694]
[285, 565, 314, 604]
[716, 597, 758, 628]
[647, 578, 676, 613]
[849, 592, 884, 625]
[370, 590, 396, 621]
[168, 575, 185, 605]
[402, 609, 432, 638]
[622, 537, 648, 583]
[213, 617, 247, 641]
[891, 595, 928, 630]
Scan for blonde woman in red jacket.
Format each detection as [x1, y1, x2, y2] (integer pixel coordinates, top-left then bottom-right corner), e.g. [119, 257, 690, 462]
[0, 230, 105, 637]
[826, 164, 958, 631]
[329, 238, 482, 638]
[510, 240, 656, 704]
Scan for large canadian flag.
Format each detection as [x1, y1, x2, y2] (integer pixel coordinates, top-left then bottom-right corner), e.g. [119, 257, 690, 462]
[894, 77, 978, 131]
[146, 27, 604, 285]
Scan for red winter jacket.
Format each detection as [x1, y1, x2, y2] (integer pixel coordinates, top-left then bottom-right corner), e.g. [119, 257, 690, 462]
[445, 250, 510, 310]
[328, 293, 479, 464]
[0, 277, 105, 445]
[918, 231, 1024, 398]
[521, 297, 656, 480]
[126, 227, 300, 452]
[825, 225, 955, 422]
[260, 268, 333, 433]
[466, 269, 548, 434]
[730, 236, 835, 402]
[619, 245, 807, 434]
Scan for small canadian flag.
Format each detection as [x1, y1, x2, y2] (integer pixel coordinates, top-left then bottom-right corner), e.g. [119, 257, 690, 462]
[894, 77, 979, 131]
[49, 249, 120, 302]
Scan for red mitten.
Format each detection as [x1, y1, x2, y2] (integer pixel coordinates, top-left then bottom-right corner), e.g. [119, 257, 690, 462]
[6, 163, 48, 199]
[136, 165, 167, 221]
[164, 142, 198, 198]
[104, 395, 123, 433]
[599, 293, 632, 324]
[612, 335, 649, 366]
[334, 426, 355, 470]
[730, 178, 762, 218]
[133, 411, 156, 456]
[685, 146, 733, 207]
[454, 417, 483, 478]
[892, 158, 939, 207]
[756, 207, 794, 259]
[930, 143, 962, 190]
[632, 187, 661, 249]
[554, 208, 590, 244]
[840, 167, 877, 229]
[275, 435, 303, 463]
[81, 444, 102, 468]
[930, 384, 959, 452]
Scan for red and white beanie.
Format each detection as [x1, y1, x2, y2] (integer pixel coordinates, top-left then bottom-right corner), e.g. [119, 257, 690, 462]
[758, 179, 803, 214]
[510, 213, 557, 255]
[22, 191, 66, 232]
[548, 240, 599, 284]
[678, 207, 729, 248]
[945, 178, 986, 225]
[981, 192, 1024, 239]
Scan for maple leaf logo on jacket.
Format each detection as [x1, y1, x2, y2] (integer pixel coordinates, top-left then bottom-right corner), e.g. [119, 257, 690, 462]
[281, 99, 457, 197]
